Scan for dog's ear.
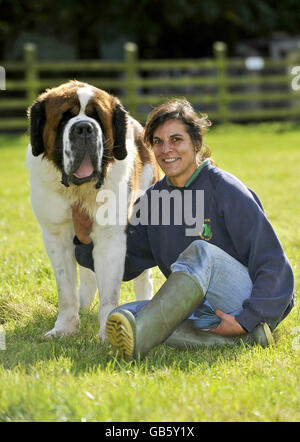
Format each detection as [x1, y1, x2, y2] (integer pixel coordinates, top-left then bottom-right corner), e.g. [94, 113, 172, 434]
[27, 99, 46, 157]
[112, 102, 128, 160]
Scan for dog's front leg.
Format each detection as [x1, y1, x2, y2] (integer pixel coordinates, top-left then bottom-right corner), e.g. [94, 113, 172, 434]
[42, 228, 79, 337]
[92, 226, 126, 343]
[134, 269, 153, 301]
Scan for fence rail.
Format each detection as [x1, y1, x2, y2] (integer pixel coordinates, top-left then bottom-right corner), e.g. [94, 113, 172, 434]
[0, 41, 299, 131]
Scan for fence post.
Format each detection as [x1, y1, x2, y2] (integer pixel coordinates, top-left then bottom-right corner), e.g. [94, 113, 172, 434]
[213, 41, 228, 124]
[124, 42, 138, 117]
[24, 43, 38, 104]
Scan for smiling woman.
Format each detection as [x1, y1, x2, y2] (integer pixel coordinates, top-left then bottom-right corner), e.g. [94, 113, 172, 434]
[74, 98, 294, 361]
[144, 99, 212, 159]
[151, 119, 199, 188]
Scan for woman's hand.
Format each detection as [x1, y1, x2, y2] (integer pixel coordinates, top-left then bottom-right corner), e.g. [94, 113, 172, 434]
[72, 204, 93, 244]
[210, 310, 247, 336]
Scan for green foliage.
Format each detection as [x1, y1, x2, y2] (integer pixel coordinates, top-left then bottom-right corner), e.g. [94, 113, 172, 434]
[2, 0, 300, 59]
[0, 125, 299, 421]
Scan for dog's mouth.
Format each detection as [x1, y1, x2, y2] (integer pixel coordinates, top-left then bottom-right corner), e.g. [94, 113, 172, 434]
[72, 152, 94, 179]
[61, 151, 104, 188]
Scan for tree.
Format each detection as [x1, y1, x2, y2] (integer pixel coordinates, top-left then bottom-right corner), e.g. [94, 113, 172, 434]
[1, 0, 300, 60]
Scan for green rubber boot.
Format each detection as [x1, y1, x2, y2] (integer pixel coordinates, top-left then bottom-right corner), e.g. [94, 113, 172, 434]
[239, 322, 275, 348]
[165, 320, 275, 349]
[105, 271, 204, 360]
[165, 319, 236, 348]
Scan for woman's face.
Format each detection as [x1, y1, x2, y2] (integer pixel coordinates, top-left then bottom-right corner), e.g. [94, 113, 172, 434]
[152, 119, 198, 187]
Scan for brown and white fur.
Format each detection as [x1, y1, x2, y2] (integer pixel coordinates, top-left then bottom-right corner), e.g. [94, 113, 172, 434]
[26, 80, 159, 341]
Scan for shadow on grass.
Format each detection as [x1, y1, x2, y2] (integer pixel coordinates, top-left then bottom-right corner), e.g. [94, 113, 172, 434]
[0, 307, 281, 376]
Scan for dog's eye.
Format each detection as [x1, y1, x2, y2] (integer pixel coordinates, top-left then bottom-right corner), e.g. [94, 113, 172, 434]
[87, 109, 100, 122]
[62, 109, 74, 121]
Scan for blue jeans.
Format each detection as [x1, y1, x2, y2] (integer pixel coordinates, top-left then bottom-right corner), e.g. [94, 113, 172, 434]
[112, 241, 253, 330]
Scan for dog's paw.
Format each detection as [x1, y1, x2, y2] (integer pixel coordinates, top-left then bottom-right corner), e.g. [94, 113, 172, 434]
[45, 328, 62, 338]
[98, 329, 107, 344]
[45, 320, 79, 338]
[44, 328, 76, 338]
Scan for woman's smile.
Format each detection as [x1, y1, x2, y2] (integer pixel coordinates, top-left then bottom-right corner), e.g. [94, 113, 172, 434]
[162, 157, 180, 163]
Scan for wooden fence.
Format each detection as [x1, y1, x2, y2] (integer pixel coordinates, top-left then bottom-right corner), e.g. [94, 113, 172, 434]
[0, 41, 300, 132]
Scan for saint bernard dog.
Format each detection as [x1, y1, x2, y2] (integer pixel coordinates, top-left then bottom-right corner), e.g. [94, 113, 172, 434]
[26, 80, 159, 341]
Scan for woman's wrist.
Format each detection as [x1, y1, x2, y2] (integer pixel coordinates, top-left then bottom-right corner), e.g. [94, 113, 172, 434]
[74, 234, 92, 245]
[77, 235, 92, 245]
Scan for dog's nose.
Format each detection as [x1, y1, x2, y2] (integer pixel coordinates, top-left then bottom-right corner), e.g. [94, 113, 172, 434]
[73, 121, 94, 137]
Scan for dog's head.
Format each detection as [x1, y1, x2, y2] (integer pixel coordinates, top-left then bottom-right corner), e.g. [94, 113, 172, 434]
[28, 80, 128, 188]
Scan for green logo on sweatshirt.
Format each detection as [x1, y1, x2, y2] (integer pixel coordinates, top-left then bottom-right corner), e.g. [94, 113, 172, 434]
[200, 219, 212, 241]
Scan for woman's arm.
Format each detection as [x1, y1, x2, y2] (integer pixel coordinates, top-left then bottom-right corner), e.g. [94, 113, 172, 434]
[216, 177, 294, 332]
[72, 204, 95, 271]
[72, 204, 93, 245]
[72, 203, 156, 280]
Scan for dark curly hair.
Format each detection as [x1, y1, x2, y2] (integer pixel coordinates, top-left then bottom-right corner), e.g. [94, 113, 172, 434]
[143, 99, 214, 164]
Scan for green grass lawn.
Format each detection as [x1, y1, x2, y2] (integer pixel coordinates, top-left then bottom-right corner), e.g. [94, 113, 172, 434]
[0, 122, 299, 422]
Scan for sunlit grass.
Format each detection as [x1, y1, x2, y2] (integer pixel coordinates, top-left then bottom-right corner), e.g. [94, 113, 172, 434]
[0, 123, 299, 422]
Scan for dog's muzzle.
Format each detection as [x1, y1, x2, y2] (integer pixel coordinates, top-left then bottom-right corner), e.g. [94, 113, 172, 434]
[62, 119, 104, 188]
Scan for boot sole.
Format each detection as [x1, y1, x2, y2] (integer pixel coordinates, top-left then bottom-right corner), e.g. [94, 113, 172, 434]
[105, 311, 135, 360]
